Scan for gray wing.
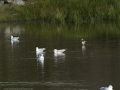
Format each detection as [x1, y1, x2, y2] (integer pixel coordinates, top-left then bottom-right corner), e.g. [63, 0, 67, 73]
[58, 49, 66, 52]
[39, 48, 46, 50]
[13, 37, 19, 40]
[100, 87, 108, 90]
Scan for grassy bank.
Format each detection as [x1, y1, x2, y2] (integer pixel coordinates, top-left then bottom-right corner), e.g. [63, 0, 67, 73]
[1, 0, 120, 22]
[0, 4, 16, 21]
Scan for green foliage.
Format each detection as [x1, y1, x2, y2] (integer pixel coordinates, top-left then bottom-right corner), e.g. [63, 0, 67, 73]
[1, 0, 120, 22]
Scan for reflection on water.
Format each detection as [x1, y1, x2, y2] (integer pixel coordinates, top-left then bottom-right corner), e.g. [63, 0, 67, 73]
[36, 51, 45, 57]
[54, 53, 65, 58]
[36, 54, 45, 82]
[37, 58, 44, 67]
[37, 54, 44, 69]
[82, 46, 86, 54]
[0, 22, 120, 90]
[82, 46, 86, 60]
[11, 40, 19, 48]
[54, 53, 65, 63]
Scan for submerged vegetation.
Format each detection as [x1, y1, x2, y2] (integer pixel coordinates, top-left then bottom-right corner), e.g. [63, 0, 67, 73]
[1, 0, 120, 22]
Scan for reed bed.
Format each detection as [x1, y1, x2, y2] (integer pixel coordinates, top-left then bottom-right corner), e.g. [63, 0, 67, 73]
[1, 0, 120, 22]
[16, 0, 120, 22]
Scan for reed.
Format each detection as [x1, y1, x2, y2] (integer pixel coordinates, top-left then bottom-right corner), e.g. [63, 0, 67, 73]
[1, 0, 120, 22]
[16, 0, 120, 22]
[0, 4, 18, 21]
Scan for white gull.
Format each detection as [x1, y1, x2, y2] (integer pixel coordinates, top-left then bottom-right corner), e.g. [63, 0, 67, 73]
[100, 85, 113, 90]
[36, 47, 46, 52]
[53, 49, 66, 54]
[11, 35, 19, 40]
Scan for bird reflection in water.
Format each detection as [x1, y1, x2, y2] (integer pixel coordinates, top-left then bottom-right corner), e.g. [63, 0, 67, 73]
[11, 39, 19, 49]
[36, 54, 44, 81]
[54, 52, 65, 64]
[37, 54, 44, 69]
[82, 45, 86, 60]
[36, 51, 45, 57]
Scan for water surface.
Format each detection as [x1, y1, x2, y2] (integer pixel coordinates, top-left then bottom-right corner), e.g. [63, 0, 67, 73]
[0, 22, 120, 90]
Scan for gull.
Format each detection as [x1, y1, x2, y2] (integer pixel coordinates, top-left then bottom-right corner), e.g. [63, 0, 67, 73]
[11, 35, 19, 40]
[53, 49, 66, 54]
[54, 52, 65, 57]
[81, 38, 86, 46]
[36, 47, 46, 52]
[100, 85, 113, 90]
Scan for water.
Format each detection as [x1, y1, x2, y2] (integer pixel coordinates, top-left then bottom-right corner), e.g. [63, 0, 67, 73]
[0, 22, 120, 90]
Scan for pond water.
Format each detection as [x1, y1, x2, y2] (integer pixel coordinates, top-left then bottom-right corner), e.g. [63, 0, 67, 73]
[0, 21, 120, 90]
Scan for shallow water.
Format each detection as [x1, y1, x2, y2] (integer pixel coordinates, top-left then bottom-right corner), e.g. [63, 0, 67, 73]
[0, 22, 120, 90]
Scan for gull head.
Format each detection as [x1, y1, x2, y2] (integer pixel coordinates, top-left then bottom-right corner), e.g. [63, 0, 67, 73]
[54, 49, 57, 52]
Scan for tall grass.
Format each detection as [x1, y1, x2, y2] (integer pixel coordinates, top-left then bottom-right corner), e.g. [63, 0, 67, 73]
[15, 0, 120, 22]
[0, 4, 19, 21]
[1, 0, 120, 22]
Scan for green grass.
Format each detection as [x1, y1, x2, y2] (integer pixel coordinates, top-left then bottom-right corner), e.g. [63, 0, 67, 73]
[1, 0, 120, 22]
[15, 0, 120, 22]
[0, 4, 20, 21]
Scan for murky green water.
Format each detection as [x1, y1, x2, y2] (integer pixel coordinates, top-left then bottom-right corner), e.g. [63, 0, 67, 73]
[0, 21, 120, 90]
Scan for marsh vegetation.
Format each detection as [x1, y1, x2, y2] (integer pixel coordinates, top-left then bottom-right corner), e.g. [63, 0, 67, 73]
[1, 0, 120, 22]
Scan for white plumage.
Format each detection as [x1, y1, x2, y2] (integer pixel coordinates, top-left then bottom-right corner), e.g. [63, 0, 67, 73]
[53, 49, 66, 53]
[36, 47, 46, 52]
[81, 38, 86, 46]
[100, 85, 113, 90]
[11, 35, 19, 40]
